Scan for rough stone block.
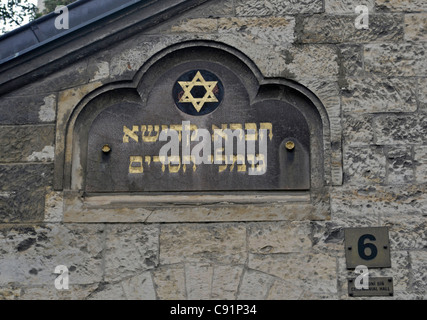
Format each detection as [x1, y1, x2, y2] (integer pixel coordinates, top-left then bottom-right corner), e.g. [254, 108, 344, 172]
[159, 224, 246, 265]
[325, 0, 374, 13]
[185, 263, 213, 300]
[410, 251, 427, 293]
[218, 17, 296, 46]
[237, 269, 275, 299]
[383, 213, 427, 250]
[248, 221, 312, 254]
[364, 43, 427, 77]
[152, 265, 186, 299]
[414, 146, 427, 183]
[171, 18, 218, 33]
[0, 224, 104, 286]
[0, 94, 56, 125]
[120, 271, 156, 300]
[279, 45, 340, 81]
[373, 114, 427, 145]
[211, 265, 243, 300]
[298, 14, 403, 43]
[343, 114, 375, 146]
[338, 44, 364, 77]
[419, 78, 427, 112]
[404, 13, 427, 41]
[103, 224, 159, 282]
[235, 0, 323, 16]
[385, 146, 414, 184]
[266, 278, 305, 299]
[248, 252, 337, 293]
[343, 146, 386, 185]
[0, 125, 55, 163]
[342, 77, 417, 113]
[0, 164, 53, 222]
[333, 185, 427, 219]
[376, 0, 427, 12]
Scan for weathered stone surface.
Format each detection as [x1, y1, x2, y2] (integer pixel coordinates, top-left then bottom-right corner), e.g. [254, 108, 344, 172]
[266, 278, 305, 299]
[0, 224, 104, 286]
[248, 221, 312, 254]
[87, 282, 126, 300]
[235, 0, 323, 16]
[343, 146, 386, 185]
[373, 114, 427, 144]
[218, 17, 296, 46]
[0, 164, 53, 222]
[103, 224, 159, 282]
[160, 224, 246, 265]
[404, 13, 427, 41]
[385, 146, 414, 184]
[248, 252, 337, 293]
[10, 60, 95, 96]
[343, 114, 374, 146]
[237, 269, 275, 300]
[185, 263, 213, 300]
[0, 93, 56, 125]
[383, 213, 427, 250]
[44, 189, 64, 223]
[298, 14, 403, 43]
[342, 77, 417, 113]
[211, 265, 243, 300]
[279, 45, 340, 80]
[120, 271, 157, 300]
[410, 251, 427, 293]
[331, 184, 427, 230]
[0, 126, 55, 163]
[364, 43, 427, 76]
[152, 265, 186, 299]
[414, 146, 427, 183]
[338, 44, 364, 77]
[300, 79, 341, 118]
[325, 0, 374, 13]
[419, 78, 427, 112]
[376, 0, 427, 12]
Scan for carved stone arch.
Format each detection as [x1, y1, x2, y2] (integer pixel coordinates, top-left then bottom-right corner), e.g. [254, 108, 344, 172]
[58, 41, 334, 222]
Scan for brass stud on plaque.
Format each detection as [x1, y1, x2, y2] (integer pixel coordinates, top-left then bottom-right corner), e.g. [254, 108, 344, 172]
[102, 144, 111, 153]
[285, 141, 295, 151]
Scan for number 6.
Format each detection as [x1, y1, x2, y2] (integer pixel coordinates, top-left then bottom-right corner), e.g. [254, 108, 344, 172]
[358, 234, 378, 260]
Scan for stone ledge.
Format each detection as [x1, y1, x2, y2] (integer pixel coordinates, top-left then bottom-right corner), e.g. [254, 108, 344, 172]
[63, 191, 330, 223]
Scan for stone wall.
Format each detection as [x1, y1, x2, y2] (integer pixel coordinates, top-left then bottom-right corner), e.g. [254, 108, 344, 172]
[0, 0, 426, 299]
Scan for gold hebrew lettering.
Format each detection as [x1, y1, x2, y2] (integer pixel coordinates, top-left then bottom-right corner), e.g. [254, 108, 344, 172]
[245, 123, 258, 141]
[260, 123, 273, 141]
[153, 156, 166, 172]
[170, 124, 183, 142]
[141, 125, 160, 142]
[129, 156, 143, 173]
[123, 126, 139, 143]
[230, 124, 244, 141]
[168, 155, 181, 173]
[212, 124, 228, 141]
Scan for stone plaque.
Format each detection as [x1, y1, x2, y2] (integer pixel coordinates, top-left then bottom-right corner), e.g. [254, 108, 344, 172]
[348, 277, 394, 297]
[344, 227, 391, 269]
[85, 59, 312, 193]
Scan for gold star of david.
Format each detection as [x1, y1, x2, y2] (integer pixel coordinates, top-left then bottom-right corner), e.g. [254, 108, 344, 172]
[178, 71, 219, 112]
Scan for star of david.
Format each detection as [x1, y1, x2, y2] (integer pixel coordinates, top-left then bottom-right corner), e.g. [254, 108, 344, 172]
[178, 71, 219, 112]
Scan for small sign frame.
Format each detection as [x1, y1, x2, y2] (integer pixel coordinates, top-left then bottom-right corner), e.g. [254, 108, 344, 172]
[344, 227, 391, 269]
[348, 277, 394, 297]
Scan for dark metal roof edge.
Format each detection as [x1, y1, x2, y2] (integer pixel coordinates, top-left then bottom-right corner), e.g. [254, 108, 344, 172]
[0, 0, 92, 41]
[0, 0, 146, 65]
